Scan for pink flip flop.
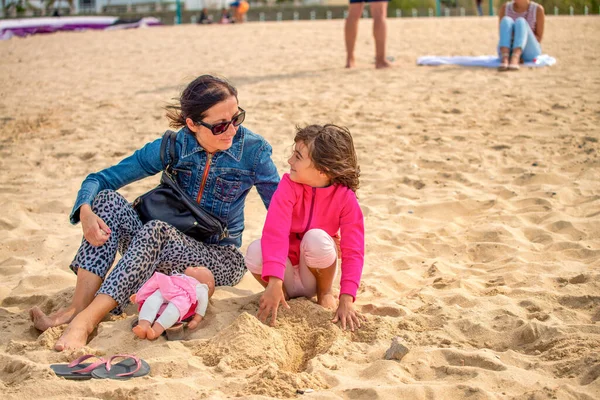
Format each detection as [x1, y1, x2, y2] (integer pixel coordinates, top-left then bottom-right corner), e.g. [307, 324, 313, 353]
[50, 354, 107, 380]
[91, 354, 150, 380]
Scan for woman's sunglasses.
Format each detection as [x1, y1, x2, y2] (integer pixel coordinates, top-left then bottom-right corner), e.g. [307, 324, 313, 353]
[195, 107, 245, 135]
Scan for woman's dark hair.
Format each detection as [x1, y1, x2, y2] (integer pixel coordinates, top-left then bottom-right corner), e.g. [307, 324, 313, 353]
[294, 124, 360, 193]
[166, 75, 238, 129]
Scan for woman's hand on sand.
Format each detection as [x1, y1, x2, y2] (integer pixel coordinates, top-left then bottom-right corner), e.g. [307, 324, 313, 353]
[257, 278, 290, 326]
[332, 294, 362, 331]
[80, 204, 111, 246]
[187, 314, 204, 330]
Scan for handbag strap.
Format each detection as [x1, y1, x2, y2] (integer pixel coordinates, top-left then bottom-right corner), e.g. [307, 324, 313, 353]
[160, 130, 179, 172]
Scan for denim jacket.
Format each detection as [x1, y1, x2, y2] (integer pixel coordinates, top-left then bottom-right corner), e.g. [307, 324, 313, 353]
[70, 125, 281, 248]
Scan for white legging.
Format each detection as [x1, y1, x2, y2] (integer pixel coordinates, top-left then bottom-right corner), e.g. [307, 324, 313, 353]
[245, 229, 338, 298]
[138, 290, 180, 329]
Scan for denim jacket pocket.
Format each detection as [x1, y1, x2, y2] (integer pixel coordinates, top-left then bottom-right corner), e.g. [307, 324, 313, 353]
[172, 162, 195, 189]
[215, 176, 242, 202]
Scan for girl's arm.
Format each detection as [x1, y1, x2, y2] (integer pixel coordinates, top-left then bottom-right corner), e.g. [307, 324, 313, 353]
[333, 192, 365, 331]
[260, 175, 295, 282]
[338, 193, 365, 301]
[257, 175, 296, 326]
[535, 5, 545, 43]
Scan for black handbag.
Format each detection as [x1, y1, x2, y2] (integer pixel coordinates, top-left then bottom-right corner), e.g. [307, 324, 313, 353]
[133, 131, 228, 241]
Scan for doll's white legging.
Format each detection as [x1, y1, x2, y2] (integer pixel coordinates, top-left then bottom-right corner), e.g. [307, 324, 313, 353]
[138, 291, 180, 329]
[244, 229, 338, 298]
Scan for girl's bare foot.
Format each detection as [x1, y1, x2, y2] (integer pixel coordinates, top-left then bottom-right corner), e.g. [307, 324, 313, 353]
[318, 293, 337, 310]
[54, 317, 94, 351]
[30, 306, 77, 332]
[132, 319, 151, 339]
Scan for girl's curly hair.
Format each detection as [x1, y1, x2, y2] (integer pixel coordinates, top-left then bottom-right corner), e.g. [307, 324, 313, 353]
[294, 124, 360, 193]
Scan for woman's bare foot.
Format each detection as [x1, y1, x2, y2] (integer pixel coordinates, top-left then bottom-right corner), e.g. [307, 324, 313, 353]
[147, 322, 166, 340]
[30, 306, 77, 332]
[345, 58, 356, 68]
[318, 293, 338, 310]
[54, 317, 95, 351]
[132, 319, 151, 339]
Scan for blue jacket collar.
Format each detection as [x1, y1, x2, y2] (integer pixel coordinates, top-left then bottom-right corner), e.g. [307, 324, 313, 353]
[181, 126, 245, 162]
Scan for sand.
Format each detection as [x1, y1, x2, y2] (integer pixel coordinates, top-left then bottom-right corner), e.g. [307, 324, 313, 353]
[0, 15, 599, 400]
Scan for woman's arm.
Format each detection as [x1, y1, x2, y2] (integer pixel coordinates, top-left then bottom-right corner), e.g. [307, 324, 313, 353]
[535, 5, 545, 43]
[498, 3, 506, 27]
[69, 136, 165, 224]
[253, 142, 281, 209]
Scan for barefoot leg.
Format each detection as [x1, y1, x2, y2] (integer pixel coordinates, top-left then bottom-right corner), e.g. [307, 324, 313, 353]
[344, 3, 364, 68]
[54, 294, 116, 351]
[371, 2, 392, 69]
[311, 262, 338, 310]
[31, 269, 102, 331]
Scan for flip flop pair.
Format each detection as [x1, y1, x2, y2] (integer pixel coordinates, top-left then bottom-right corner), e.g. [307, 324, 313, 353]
[50, 354, 150, 380]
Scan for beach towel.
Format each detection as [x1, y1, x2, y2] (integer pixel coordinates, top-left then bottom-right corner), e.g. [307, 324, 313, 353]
[417, 55, 556, 68]
[0, 16, 161, 40]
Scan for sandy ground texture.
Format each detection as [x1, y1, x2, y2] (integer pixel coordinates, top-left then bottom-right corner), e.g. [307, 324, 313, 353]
[0, 15, 599, 400]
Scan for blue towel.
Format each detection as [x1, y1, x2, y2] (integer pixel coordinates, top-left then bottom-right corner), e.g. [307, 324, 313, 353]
[417, 55, 556, 68]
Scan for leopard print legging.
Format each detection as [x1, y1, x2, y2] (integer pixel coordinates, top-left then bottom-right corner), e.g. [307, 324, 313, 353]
[70, 190, 246, 314]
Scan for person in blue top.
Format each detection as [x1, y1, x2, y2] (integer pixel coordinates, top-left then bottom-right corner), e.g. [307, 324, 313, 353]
[29, 75, 281, 351]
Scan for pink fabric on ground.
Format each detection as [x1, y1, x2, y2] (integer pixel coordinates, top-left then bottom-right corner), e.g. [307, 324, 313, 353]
[135, 272, 198, 322]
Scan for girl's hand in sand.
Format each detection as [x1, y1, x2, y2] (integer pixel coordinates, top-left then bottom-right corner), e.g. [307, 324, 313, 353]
[187, 314, 203, 330]
[332, 294, 362, 332]
[80, 204, 111, 247]
[257, 278, 290, 326]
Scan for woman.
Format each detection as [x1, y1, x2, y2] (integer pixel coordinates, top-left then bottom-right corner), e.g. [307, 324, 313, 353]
[498, 0, 545, 71]
[30, 75, 280, 351]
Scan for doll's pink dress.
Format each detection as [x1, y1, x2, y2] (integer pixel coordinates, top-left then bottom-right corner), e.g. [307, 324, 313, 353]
[135, 272, 198, 322]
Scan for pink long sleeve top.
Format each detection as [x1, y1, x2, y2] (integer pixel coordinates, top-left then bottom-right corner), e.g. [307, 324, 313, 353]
[260, 173, 365, 300]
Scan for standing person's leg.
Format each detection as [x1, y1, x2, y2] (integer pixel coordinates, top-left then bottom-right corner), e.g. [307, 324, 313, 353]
[30, 190, 142, 331]
[498, 16, 515, 70]
[514, 17, 541, 63]
[370, 1, 392, 69]
[298, 229, 338, 309]
[345, 2, 365, 68]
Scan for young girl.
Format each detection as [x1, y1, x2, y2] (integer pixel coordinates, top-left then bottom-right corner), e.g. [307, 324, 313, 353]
[131, 267, 215, 340]
[245, 124, 364, 331]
